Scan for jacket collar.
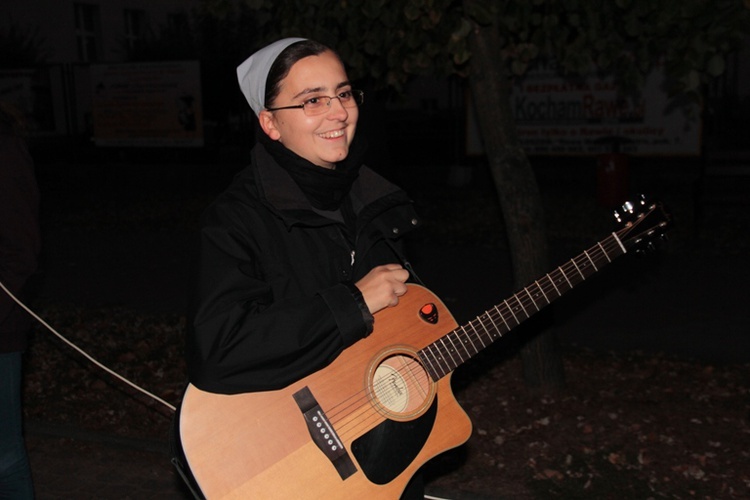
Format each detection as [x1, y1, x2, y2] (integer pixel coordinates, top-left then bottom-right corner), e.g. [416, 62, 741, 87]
[251, 143, 412, 230]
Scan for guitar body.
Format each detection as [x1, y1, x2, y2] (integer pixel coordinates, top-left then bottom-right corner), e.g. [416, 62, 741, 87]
[178, 284, 473, 499]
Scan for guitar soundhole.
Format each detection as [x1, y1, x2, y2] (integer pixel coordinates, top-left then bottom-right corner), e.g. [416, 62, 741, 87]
[369, 350, 434, 421]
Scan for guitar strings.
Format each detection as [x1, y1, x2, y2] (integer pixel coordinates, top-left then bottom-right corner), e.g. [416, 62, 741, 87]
[0, 278, 177, 412]
[325, 355, 435, 442]
[252, 217, 636, 442]
[322, 333, 446, 441]
[338, 378, 433, 444]
[323, 228, 631, 443]
[270, 210, 658, 442]
[426, 216, 635, 374]
[424, 233, 625, 379]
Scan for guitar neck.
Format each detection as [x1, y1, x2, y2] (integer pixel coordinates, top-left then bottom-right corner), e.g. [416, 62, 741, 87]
[418, 231, 628, 381]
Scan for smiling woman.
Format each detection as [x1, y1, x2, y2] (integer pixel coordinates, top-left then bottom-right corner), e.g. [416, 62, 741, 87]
[258, 49, 359, 169]
[176, 38, 424, 499]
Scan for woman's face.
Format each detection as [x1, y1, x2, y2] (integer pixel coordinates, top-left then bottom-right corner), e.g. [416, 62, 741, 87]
[259, 50, 358, 169]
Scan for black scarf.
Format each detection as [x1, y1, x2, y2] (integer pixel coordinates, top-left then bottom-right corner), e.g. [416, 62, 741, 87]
[261, 134, 367, 211]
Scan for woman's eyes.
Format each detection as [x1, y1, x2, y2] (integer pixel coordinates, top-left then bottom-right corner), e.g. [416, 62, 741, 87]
[302, 91, 353, 107]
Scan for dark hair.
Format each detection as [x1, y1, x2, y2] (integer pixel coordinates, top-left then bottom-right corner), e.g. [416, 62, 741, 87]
[264, 39, 339, 109]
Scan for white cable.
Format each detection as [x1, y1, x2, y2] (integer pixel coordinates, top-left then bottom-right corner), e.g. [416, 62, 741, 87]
[0, 278, 176, 413]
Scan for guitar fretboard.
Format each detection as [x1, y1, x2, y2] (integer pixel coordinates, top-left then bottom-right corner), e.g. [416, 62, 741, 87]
[418, 232, 628, 381]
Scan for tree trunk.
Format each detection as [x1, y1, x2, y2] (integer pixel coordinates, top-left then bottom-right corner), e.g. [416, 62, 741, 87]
[466, 15, 565, 390]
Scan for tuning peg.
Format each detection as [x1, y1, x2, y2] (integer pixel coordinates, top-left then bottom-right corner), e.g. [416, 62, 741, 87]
[635, 241, 657, 255]
[614, 200, 634, 223]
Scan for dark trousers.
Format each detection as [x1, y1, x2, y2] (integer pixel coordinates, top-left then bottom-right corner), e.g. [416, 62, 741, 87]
[0, 352, 34, 499]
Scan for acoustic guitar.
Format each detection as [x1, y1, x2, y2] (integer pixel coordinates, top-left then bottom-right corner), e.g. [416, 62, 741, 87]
[177, 197, 671, 499]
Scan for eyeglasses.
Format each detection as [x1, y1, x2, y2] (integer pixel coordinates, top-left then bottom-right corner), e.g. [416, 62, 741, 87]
[266, 90, 364, 116]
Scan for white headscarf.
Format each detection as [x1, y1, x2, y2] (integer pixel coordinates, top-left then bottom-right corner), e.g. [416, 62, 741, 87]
[236, 38, 307, 117]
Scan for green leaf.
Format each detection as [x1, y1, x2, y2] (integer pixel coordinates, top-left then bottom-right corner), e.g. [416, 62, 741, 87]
[451, 18, 472, 42]
[706, 53, 725, 76]
[465, 1, 495, 25]
[360, 1, 382, 19]
[684, 69, 701, 92]
[453, 46, 472, 65]
[511, 59, 527, 75]
[404, 1, 422, 21]
[624, 15, 640, 37]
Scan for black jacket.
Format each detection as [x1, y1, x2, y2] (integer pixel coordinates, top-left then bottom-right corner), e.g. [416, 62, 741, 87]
[187, 143, 420, 394]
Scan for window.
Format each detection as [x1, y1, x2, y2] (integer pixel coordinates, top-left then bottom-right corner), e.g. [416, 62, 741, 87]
[74, 3, 100, 62]
[167, 12, 189, 37]
[123, 9, 147, 52]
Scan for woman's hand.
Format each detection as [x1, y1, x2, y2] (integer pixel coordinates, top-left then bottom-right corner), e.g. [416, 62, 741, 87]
[355, 264, 409, 314]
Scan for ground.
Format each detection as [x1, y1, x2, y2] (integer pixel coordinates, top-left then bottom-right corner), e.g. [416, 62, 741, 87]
[20, 158, 750, 498]
[21, 309, 750, 499]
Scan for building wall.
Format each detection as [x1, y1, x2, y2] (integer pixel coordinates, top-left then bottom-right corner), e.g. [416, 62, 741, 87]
[738, 35, 750, 99]
[3, 0, 198, 64]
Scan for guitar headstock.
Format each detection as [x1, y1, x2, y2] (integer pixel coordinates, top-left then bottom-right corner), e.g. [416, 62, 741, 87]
[614, 195, 672, 253]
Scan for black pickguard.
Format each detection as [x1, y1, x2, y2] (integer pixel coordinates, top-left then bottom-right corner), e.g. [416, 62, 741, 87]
[350, 396, 438, 484]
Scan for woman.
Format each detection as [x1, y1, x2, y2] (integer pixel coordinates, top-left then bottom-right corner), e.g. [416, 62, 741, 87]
[187, 38, 420, 393]
[183, 38, 424, 497]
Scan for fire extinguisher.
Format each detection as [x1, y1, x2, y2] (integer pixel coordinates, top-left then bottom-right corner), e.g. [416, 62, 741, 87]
[596, 137, 630, 207]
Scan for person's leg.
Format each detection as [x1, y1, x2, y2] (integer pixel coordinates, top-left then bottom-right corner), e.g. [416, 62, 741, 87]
[0, 352, 34, 499]
[400, 470, 424, 500]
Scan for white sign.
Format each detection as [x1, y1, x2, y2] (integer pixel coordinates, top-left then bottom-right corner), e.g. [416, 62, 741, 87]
[91, 61, 203, 147]
[468, 63, 701, 156]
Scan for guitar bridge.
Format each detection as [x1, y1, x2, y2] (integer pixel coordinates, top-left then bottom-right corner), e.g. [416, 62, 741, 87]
[293, 386, 357, 480]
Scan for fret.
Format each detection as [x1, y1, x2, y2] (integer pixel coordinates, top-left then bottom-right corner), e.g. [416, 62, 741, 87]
[513, 295, 530, 317]
[430, 342, 450, 378]
[524, 286, 541, 311]
[474, 315, 490, 349]
[447, 331, 468, 363]
[559, 266, 574, 289]
[534, 280, 550, 304]
[463, 323, 482, 354]
[464, 328, 477, 359]
[439, 337, 458, 369]
[546, 272, 562, 297]
[503, 299, 520, 324]
[493, 304, 512, 331]
[597, 241, 612, 262]
[508, 292, 531, 323]
[583, 250, 598, 271]
[419, 345, 441, 381]
[485, 311, 502, 339]
[572, 257, 587, 279]
[553, 266, 573, 295]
